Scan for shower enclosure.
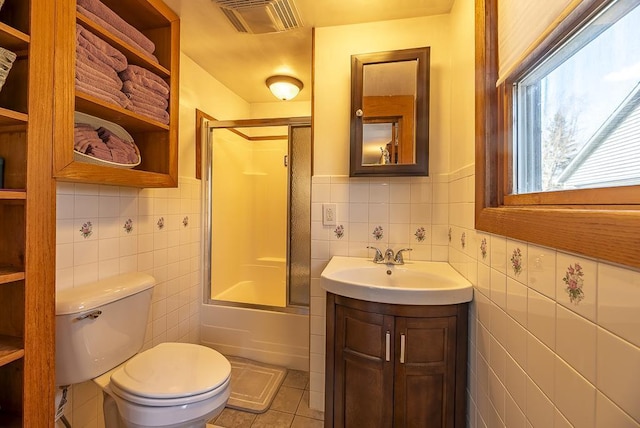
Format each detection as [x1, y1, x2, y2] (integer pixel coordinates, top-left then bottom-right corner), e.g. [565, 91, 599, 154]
[202, 117, 312, 312]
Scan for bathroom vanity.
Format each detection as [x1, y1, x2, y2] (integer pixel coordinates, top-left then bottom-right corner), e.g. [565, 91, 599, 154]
[325, 294, 468, 427]
[321, 256, 472, 428]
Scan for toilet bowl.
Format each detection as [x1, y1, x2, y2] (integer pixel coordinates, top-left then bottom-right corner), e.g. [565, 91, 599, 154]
[55, 273, 232, 427]
[95, 343, 231, 428]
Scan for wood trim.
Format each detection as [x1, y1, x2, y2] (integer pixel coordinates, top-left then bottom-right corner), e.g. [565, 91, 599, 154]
[475, 0, 640, 268]
[195, 109, 214, 180]
[23, 0, 56, 424]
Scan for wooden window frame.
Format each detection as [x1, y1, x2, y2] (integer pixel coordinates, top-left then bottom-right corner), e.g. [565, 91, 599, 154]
[475, 0, 640, 268]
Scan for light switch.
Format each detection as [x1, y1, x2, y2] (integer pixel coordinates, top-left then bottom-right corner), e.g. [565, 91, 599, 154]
[322, 203, 337, 226]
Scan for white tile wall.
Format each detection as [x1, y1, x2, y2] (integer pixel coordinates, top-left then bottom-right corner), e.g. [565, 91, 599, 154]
[449, 167, 640, 428]
[55, 177, 202, 428]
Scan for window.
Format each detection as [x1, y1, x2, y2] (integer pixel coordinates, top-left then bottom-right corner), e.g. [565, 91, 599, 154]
[476, 0, 640, 268]
[514, 1, 640, 194]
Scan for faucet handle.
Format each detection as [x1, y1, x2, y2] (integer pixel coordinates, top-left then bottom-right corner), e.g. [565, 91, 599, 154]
[367, 246, 384, 263]
[394, 248, 413, 264]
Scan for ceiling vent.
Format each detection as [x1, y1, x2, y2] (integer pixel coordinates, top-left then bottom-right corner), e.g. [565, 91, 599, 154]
[213, 0, 303, 34]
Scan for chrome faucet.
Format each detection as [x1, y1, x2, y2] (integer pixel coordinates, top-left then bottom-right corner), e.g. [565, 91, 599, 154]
[367, 247, 412, 265]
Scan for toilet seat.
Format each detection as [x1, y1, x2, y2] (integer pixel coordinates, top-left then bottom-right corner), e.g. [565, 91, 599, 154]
[110, 342, 231, 406]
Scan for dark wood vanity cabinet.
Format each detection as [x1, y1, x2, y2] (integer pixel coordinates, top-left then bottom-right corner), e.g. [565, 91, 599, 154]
[325, 293, 468, 428]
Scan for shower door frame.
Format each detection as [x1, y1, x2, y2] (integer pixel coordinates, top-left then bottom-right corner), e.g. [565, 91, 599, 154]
[202, 116, 311, 314]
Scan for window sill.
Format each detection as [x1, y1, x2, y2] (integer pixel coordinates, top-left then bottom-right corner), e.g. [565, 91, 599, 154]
[475, 205, 640, 268]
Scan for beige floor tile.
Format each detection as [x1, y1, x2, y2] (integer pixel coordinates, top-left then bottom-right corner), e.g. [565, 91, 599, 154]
[283, 370, 309, 390]
[291, 415, 324, 428]
[270, 386, 304, 414]
[295, 391, 324, 421]
[212, 408, 256, 428]
[251, 410, 295, 428]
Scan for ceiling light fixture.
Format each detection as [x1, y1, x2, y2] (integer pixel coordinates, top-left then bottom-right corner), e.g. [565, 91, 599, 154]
[266, 75, 303, 101]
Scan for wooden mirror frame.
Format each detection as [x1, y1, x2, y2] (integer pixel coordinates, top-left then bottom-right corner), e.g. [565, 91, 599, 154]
[350, 47, 430, 177]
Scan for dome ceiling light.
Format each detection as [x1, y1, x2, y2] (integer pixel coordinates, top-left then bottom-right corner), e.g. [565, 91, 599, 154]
[266, 75, 303, 101]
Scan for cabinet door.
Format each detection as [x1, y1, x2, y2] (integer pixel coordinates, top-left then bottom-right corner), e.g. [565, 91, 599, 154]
[393, 316, 458, 428]
[333, 304, 394, 428]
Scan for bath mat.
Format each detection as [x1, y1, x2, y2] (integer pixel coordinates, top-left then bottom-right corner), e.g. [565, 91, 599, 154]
[225, 356, 287, 413]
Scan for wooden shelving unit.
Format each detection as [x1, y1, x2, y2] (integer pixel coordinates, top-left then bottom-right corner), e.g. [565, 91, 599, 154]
[53, 0, 180, 188]
[0, 0, 56, 425]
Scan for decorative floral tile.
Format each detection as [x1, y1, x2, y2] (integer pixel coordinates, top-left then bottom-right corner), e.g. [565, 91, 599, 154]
[556, 252, 596, 321]
[562, 263, 585, 304]
[511, 248, 523, 276]
[506, 239, 526, 281]
[372, 225, 384, 241]
[182, 216, 189, 227]
[157, 217, 165, 230]
[480, 237, 488, 260]
[334, 224, 344, 239]
[461, 232, 466, 249]
[414, 226, 426, 242]
[79, 221, 93, 238]
[123, 218, 133, 234]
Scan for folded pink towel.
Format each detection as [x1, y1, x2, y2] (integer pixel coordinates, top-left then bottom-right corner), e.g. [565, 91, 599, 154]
[126, 102, 169, 125]
[97, 127, 139, 164]
[77, 0, 155, 54]
[77, 4, 158, 64]
[76, 54, 123, 89]
[119, 65, 170, 96]
[122, 81, 168, 109]
[74, 123, 140, 164]
[75, 77, 131, 109]
[77, 24, 127, 72]
[76, 45, 121, 83]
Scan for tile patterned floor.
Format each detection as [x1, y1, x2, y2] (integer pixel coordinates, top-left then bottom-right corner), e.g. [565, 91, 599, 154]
[208, 370, 324, 428]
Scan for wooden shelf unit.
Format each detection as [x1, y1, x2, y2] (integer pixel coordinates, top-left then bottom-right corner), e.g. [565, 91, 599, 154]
[54, 0, 180, 188]
[0, 0, 56, 424]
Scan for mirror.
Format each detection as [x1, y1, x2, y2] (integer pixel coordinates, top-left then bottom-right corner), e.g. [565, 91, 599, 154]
[350, 47, 430, 176]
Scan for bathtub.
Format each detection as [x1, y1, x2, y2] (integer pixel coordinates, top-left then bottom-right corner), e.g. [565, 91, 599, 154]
[200, 303, 309, 371]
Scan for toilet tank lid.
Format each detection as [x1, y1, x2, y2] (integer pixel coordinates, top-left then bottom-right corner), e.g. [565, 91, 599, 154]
[56, 272, 156, 315]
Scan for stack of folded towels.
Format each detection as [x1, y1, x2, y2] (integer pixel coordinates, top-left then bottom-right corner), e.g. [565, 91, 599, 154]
[76, 24, 130, 109]
[0, 47, 17, 93]
[76, 0, 158, 63]
[119, 65, 170, 124]
[74, 0, 171, 124]
[74, 122, 140, 165]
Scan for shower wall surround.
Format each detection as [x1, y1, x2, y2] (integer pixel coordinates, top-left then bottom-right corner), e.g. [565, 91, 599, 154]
[55, 177, 202, 426]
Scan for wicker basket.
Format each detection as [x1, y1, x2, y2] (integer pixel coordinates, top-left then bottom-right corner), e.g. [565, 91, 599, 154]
[74, 111, 141, 169]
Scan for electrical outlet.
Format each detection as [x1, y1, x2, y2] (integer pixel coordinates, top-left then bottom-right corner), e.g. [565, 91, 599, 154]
[323, 203, 337, 226]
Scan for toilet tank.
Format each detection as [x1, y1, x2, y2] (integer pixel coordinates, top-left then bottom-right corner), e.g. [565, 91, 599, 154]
[55, 272, 155, 386]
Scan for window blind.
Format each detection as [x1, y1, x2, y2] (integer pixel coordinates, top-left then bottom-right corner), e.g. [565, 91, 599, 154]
[497, 0, 581, 85]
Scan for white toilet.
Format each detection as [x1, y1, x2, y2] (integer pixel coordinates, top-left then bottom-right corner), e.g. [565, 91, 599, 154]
[55, 272, 231, 428]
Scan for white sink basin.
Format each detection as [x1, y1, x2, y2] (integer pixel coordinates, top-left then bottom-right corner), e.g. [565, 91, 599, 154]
[320, 256, 473, 305]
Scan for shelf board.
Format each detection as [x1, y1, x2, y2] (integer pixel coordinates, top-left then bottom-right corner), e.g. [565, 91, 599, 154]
[0, 335, 24, 367]
[0, 266, 25, 285]
[0, 107, 28, 126]
[75, 91, 170, 132]
[0, 190, 27, 200]
[77, 13, 170, 78]
[0, 22, 29, 51]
